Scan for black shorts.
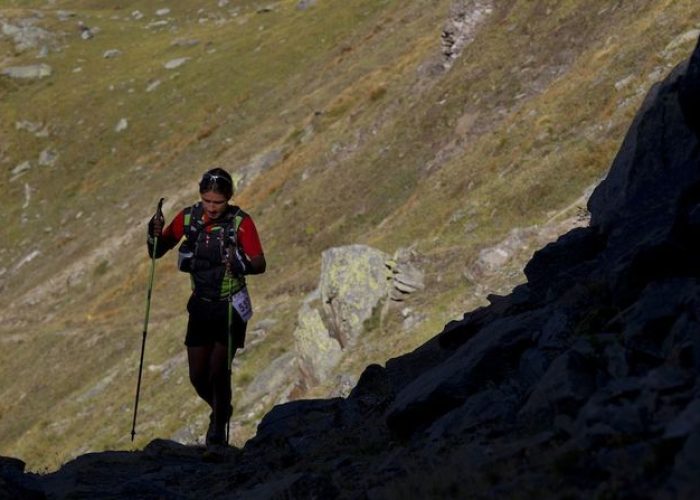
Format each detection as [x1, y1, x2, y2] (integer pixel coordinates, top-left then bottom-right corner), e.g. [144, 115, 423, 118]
[185, 295, 247, 348]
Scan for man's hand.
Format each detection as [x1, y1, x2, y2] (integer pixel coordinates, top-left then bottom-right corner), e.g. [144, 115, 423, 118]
[226, 247, 249, 276]
[148, 198, 165, 239]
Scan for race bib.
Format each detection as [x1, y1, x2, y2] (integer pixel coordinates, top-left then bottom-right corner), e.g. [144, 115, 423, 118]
[231, 287, 253, 322]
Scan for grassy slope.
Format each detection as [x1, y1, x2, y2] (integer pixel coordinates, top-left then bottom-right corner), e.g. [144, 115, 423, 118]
[1, 0, 699, 471]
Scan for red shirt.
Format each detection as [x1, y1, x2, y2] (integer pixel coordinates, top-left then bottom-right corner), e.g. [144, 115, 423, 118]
[160, 207, 264, 259]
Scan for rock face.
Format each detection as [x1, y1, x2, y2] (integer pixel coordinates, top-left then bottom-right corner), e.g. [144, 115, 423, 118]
[4, 34, 700, 500]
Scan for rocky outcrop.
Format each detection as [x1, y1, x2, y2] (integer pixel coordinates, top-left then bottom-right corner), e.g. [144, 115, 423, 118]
[386, 247, 425, 302]
[441, 0, 494, 70]
[291, 245, 389, 386]
[4, 33, 700, 500]
[292, 245, 425, 385]
[1, 16, 53, 54]
[242, 245, 423, 412]
[293, 300, 342, 384]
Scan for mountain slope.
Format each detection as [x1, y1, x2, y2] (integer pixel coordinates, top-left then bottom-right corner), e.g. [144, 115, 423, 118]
[3, 30, 700, 499]
[1, 0, 699, 471]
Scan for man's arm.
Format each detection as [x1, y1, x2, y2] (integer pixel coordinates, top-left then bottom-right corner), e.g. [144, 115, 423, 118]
[147, 210, 185, 258]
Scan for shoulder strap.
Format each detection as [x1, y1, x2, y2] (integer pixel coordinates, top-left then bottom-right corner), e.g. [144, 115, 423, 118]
[184, 203, 244, 244]
[227, 206, 244, 247]
[184, 202, 205, 241]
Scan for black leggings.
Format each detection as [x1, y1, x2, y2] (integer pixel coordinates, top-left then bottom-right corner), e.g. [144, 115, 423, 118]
[184, 295, 246, 435]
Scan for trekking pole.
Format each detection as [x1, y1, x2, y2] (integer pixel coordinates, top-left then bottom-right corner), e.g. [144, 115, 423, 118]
[131, 197, 164, 442]
[226, 274, 234, 446]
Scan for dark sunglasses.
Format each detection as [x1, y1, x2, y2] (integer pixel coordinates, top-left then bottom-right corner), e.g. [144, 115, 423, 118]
[200, 172, 232, 187]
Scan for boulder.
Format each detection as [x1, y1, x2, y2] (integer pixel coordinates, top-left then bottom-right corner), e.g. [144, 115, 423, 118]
[115, 118, 128, 133]
[103, 49, 122, 59]
[38, 149, 58, 167]
[291, 245, 393, 384]
[297, 0, 317, 10]
[320, 245, 391, 348]
[11, 161, 32, 177]
[164, 57, 190, 70]
[1, 64, 52, 79]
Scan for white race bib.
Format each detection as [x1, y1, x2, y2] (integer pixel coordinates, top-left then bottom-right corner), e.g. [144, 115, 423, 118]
[231, 287, 253, 322]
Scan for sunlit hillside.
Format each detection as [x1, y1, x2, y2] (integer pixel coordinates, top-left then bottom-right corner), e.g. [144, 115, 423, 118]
[1, 0, 699, 471]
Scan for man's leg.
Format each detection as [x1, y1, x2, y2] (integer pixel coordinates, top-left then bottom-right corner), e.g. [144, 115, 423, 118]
[187, 345, 214, 407]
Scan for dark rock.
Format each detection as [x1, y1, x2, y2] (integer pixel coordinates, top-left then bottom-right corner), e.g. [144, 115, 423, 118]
[348, 363, 394, 410]
[248, 399, 347, 459]
[664, 397, 700, 439]
[534, 308, 572, 350]
[384, 336, 451, 394]
[588, 59, 700, 245]
[678, 36, 700, 137]
[518, 348, 600, 428]
[644, 365, 693, 393]
[668, 427, 700, 497]
[515, 347, 551, 390]
[437, 304, 491, 349]
[617, 278, 700, 372]
[0, 456, 44, 499]
[386, 310, 538, 437]
[426, 386, 520, 439]
[603, 341, 629, 378]
[438, 291, 524, 350]
[523, 227, 603, 287]
[240, 472, 339, 499]
[0, 456, 25, 474]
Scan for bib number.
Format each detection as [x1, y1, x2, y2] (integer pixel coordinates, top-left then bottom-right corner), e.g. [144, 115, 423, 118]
[231, 287, 253, 322]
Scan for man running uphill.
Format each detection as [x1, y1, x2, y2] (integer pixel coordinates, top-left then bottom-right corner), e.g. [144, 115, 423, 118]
[147, 168, 266, 454]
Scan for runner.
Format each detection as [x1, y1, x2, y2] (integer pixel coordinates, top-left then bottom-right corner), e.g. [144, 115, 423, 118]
[147, 167, 266, 454]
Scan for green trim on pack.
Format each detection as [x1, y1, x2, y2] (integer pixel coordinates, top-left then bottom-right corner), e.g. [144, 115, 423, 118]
[218, 208, 245, 298]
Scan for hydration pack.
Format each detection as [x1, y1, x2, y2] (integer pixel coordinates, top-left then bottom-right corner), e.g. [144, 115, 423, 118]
[177, 202, 246, 300]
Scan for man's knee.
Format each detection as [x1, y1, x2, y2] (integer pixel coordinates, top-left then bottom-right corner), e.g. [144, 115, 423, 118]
[210, 365, 229, 384]
[189, 367, 208, 389]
